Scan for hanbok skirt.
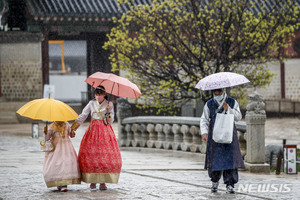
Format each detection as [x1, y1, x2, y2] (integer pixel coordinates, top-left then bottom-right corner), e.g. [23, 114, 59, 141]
[43, 136, 81, 188]
[78, 119, 122, 183]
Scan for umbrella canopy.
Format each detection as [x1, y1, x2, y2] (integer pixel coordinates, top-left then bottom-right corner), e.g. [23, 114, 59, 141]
[195, 72, 250, 91]
[85, 72, 141, 99]
[16, 96, 78, 122]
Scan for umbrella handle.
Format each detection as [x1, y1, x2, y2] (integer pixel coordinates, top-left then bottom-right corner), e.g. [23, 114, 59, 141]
[40, 124, 48, 146]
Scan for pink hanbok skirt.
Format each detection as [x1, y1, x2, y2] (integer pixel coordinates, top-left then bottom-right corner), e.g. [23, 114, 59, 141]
[78, 120, 122, 183]
[43, 135, 81, 187]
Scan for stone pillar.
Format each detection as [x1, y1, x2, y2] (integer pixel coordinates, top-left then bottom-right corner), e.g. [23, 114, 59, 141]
[131, 124, 141, 147]
[140, 124, 148, 147]
[244, 92, 270, 173]
[125, 124, 133, 147]
[154, 124, 164, 149]
[172, 124, 183, 150]
[189, 126, 201, 153]
[163, 124, 173, 150]
[146, 124, 156, 148]
[117, 98, 132, 147]
[180, 125, 192, 151]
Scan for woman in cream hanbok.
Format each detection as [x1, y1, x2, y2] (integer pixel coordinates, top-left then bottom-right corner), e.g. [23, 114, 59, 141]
[43, 121, 81, 192]
[73, 85, 122, 190]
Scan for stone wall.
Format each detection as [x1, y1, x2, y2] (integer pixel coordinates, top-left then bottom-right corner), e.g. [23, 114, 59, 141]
[0, 32, 43, 101]
[255, 59, 300, 101]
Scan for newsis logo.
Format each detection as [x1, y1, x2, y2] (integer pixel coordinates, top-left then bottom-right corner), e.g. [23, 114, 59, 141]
[238, 184, 292, 193]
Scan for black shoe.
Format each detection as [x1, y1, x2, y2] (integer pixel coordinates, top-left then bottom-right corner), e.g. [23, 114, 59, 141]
[211, 182, 219, 192]
[226, 185, 235, 194]
[60, 185, 68, 192]
[90, 183, 97, 190]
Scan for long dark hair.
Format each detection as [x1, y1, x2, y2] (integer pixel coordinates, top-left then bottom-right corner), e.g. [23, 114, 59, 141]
[94, 85, 108, 100]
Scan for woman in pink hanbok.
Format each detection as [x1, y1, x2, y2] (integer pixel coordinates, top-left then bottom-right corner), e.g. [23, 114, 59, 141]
[73, 86, 122, 191]
[43, 121, 81, 192]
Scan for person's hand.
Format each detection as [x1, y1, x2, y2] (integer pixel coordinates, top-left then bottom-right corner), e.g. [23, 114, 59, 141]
[44, 126, 48, 134]
[71, 121, 80, 131]
[223, 102, 229, 111]
[106, 104, 110, 113]
[70, 130, 76, 138]
[202, 134, 208, 142]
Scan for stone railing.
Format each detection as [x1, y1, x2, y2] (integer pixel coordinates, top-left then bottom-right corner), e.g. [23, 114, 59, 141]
[118, 116, 247, 155]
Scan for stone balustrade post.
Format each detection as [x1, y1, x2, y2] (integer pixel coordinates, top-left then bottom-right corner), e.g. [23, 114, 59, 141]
[140, 124, 148, 147]
[172, 124, 183, 150]
[189, 126, 202, 153]
[180, 125, 192, 151]
[146, 124, 156, 148]
[154, 124, 164, 149]
[131, 124, 141, 147]
[244, 92, 270, 173]
[163, 124, 173, 150]
[125, 124, 133, 147]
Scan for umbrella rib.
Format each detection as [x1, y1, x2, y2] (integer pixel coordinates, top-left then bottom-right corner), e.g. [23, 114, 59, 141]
[111, 82, 115, 95]
[98, 79, 105, 87]
[117, 83, 119, 96]
[35, 100, 47, 121]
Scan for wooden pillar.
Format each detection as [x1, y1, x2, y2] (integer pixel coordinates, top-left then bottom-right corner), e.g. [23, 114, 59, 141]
[280, 61, 285, 99]
[41, 27, 49, 86]
[0, 70, 2, 97]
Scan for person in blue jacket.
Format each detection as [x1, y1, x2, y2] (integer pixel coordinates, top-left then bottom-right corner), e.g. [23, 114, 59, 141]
[200, 88, 245, 194]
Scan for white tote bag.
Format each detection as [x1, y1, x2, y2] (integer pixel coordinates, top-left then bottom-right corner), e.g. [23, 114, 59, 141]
[212, 113, 234, 144]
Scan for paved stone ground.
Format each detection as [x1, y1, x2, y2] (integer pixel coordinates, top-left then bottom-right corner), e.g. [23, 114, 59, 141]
[264, 117, 300, 146]
[0, 118, 299, 200]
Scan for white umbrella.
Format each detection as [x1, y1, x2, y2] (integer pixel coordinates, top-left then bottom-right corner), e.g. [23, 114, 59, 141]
[195, 72, 250, 90]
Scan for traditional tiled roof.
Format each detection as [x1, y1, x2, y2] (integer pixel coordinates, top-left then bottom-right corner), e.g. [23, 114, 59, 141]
[248, 0, 300, 14]
[25, 0, 300, 23]
[25, 0, 152, 22]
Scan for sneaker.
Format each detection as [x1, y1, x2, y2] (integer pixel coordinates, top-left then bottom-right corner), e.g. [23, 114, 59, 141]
[211, 182, 219, 193]
[60, 186, 68, 192]
[99, 183, 107, 190]
[226, 185, 235, 194]
[90, 183, 97, 190]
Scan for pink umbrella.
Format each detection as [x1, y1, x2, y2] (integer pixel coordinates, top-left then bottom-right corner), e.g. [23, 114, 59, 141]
[195, 72, 250, 90]
[85, 72, 141, 99]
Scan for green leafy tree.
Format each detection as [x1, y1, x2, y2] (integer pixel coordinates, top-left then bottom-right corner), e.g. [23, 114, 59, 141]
[104, 0, 299, 114]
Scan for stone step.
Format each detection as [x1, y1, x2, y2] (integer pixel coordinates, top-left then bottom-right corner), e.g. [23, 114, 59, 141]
[0, 102, 28, 124]
[0, 111, 19, 124]
[0, 102, 26, 111]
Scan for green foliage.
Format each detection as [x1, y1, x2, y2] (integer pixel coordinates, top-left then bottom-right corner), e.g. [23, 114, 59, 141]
[104, 0, 299, 113]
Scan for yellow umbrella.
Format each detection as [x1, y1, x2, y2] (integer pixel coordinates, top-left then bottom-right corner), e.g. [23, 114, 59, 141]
[16, 95, 78, 122]
[16, 95, 79, 147]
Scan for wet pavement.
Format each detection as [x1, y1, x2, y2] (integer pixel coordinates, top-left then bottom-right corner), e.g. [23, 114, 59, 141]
[0, 118, 299, 200]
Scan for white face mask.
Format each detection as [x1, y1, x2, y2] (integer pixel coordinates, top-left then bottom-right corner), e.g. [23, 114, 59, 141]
[95, 95, 104, 103]
[214, 94, 223, 102]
